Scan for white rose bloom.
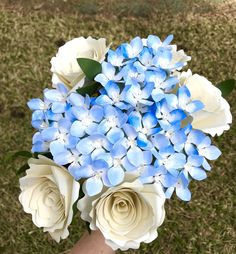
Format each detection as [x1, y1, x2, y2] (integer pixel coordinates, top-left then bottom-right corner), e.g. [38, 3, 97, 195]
[50, 36, 108, 91]
[77, 175, 166, 251]
[181, 71, 232, 136]
[19, 155, 80, 242]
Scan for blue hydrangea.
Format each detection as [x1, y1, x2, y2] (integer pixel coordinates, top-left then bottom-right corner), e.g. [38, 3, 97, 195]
[28, 35, 221, 200]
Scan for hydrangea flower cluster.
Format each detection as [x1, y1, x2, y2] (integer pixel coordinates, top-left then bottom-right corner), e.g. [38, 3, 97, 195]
[28, 35, 221, 201]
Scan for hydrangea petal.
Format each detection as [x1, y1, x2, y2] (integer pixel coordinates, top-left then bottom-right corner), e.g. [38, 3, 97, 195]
[85, 177, 103, 196]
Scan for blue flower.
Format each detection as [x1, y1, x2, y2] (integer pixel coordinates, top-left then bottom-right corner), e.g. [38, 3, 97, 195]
[95, 81, 129, 110]
[121, 36, 143, 58]
[182, 154, 206, 181]
[76, 134, 112, 157]
[28, 34, 223, 202]
[147, 34, 173, 54]
[152, 145, 186, 177]
[97, 105, 127, 134]
[107, 48, 124, 67]
[44, 84, 68, 113]
[78, 158, 110, 196]
[95, 62, 123, 87]
[177, 86, 204, 114]
[123, 80, 154, 107]
[165, 172, 191, 201]
[70, 105, 103, 137]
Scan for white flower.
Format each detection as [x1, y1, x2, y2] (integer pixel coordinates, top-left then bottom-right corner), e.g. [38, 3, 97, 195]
[182, 71, 232, 136]
[170, 45, 191, 69]
[19, 155, 80, 242]
[50, 36, 109, 91]
[77, 175, 166, 251]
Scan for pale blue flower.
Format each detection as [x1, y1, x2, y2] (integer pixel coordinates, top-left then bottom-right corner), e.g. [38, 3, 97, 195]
[44, 84, 68, 113]
[95, 62, 123, 87]
[177, 86, 204, 114]
[165, 172, 191, 201]
[121, 36, 143, 58]
[123, 80, 154, 107]
[70, 105, 103, 137]
[107, 48, 124, 67]
[95, 81, 130, 110]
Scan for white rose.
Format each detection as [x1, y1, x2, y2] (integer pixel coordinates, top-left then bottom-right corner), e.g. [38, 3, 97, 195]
[19, 155, 80, 242]
[50, 36, 108, 91]
[183, 73, 232, 136]
[77, 175, 166, 251]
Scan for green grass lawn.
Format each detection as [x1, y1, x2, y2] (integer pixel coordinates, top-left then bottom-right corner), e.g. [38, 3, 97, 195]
[0, 1, 235, 253]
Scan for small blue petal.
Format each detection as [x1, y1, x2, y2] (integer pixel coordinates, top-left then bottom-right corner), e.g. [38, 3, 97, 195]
[188, 155, 204, 167]
[165, 153, 186, 170]
[127, 147, 143, 167]
[51, 102, 66, 113]
[186, 100, 204, 114]
[44, 89, 64, 102]
[130, 36, 143, 56]
[123, 124, 138, 140]
[27, 99, 45, 110]
[200, 146, 221, 160]
[162, 34, 174, 45]
[177, 86, 191, 106]
[170, 130, 187, 145]
[68, 93, 85, 107]
[85, 177, 103, 196]
[176, 186, 191, 201]
[95, 73, 108, 86]
[111, 144, 126, 158]
[165, 187, 175, 199]
[90, 105, 103, 122]
[70, 121, 85, 137]
[128, 111, 142, 130]
[76, 138, 94, 155]
[102, 62, 116, 80]
[93, 159, 108, 171]
[72, 106, 88, 120]
[188, 129, 205, 145]
[53, 151, 73, 165]
[147, 35, 161, 53]
[95, 95, 113, 106]
[188, 167, 207, 181]
[107, 166, 124, 186]
[69, 165, 93, 180]
[105, 81, 120, 101]
[50, 140, 65, 156]
[32, 141, 49, 153]
[107, 49, 124, 67]
[122, 157, 137, 171]
[107, 128, 124, 144]
[32, 110, 45, 121]
[143, 151, 153, 164]
[151, 134, 170, 150]
[41, 127, 58, 141]
[202, 158, 211, 171]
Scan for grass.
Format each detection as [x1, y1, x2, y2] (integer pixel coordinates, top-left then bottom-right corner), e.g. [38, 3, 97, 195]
[0, 0, 236, 253]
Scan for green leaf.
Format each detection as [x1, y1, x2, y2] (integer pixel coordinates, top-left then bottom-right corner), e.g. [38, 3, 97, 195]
[5, 150, 32, 163]
[33, 152, 53, 159]
[16, 163, 29, 175]
[77, 58, 102, 81]
[216, 79, 235, 97]
[85, 221, 91, 235]
[76, 81, 101, 96]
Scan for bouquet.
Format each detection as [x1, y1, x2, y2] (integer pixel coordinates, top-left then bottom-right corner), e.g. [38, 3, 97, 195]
[17, 35, 233, 251]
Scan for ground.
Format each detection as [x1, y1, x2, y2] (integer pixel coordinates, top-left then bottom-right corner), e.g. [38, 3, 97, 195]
[0, 0, 236, 253]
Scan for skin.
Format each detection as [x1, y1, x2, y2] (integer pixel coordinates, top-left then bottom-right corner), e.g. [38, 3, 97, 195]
[70, 230, 115, 254]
